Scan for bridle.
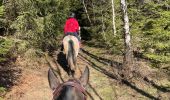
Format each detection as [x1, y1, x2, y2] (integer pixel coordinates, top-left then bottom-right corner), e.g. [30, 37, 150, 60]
[52, 79, 87, 100]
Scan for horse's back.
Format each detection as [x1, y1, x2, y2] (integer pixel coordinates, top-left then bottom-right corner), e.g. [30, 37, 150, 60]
[63, 35, 79, 56]
[63, 35, 79, 45]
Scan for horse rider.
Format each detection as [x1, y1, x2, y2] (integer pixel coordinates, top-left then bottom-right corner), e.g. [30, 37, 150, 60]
[61, 12, 81, 51]
[64, 12, 81, 41]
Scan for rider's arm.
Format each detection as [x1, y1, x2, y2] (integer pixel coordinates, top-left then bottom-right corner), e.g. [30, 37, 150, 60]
[78, 26, 81, 36]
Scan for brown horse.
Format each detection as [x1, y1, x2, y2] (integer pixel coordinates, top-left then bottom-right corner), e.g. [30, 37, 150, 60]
[48, 66, 89, 100]
[63, 35, 80, 76]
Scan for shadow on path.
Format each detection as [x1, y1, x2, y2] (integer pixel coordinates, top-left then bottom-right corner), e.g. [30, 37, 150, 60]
[57, 52, 70, 75]
[81, 48, 122, 68]
[79, 53, 159, 100]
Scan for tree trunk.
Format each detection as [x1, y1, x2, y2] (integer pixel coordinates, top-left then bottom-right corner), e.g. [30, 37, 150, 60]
[111, 0, 116, 35]
[101, 9, 106, 41]
[121, 0, 133, 78]
[82, 0, 92, 25]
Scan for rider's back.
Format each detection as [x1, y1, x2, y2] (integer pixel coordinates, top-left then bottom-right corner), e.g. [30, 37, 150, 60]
[64, 18, 79, 34]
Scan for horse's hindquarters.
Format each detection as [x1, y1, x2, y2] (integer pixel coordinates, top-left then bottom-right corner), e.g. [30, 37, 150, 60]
[63, 35, 80, 75]
[63, 35, 79, 57]
[70, 36, 80, 57]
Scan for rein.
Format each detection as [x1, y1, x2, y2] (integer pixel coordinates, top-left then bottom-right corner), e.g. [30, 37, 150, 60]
[52, 79, 87, 100]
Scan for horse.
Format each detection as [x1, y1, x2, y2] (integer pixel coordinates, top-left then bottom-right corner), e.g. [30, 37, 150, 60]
[62, 35, 80, 76]
[48, 66, 89, 100]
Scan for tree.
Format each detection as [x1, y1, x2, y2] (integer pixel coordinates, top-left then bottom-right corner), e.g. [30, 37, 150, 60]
[4, 0, 77, 50]
[111, 0, 116, 35]
[82, 0, 92, 25]
[121, 0, 133, 77]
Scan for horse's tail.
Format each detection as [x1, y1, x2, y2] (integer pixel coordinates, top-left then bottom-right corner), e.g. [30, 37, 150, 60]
[68, 40, 76, 67]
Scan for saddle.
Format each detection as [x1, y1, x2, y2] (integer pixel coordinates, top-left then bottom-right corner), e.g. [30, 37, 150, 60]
[61, 32, 81, 51]
[65, 32, 81, 42]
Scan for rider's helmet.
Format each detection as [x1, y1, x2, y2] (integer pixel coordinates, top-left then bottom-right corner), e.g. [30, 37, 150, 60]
[69, 12, 76, 18]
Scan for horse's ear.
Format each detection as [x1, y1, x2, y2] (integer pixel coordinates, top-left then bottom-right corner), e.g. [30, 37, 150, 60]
[48, 68, 60, 91]
[80, 66, 89, 87]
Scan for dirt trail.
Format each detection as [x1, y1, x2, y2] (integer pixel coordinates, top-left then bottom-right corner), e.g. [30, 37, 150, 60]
[4, 47, 170, 100]
[48, 51, 116, 100]
[5, 67, 52, 100]
[4, 50, 115, 100]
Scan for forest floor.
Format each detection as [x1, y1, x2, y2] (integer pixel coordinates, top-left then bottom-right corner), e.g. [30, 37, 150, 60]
[2, 43, 170, 100]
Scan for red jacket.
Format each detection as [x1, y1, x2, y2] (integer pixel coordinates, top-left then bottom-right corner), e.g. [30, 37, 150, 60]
[64, 18, 79, 34]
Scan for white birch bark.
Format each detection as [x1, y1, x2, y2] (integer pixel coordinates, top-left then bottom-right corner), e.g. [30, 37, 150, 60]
[111, 0, 116, 35]
[121, 0, 132, 68]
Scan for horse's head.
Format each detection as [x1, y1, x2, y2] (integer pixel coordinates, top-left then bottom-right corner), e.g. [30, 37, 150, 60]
[48, 66, 89, 100]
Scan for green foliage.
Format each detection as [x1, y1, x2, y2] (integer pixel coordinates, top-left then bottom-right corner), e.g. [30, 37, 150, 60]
[144, 53, 170, 63]
[128, 1, 170, 67]
[0, 86, 6, 100]
[5, 0, 83, 50]
[0, 1, 5, 30]
[6, 0, 70, 50]
[81, 0, 124, 54]
[0, 5, 4, 17]
[0, 38, 14, 62]
[142, 12, 170, 62]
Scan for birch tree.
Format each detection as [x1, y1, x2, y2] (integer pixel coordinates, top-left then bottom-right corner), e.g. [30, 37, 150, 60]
[111, 0, 116, 35]
[121, 0, 133, 75]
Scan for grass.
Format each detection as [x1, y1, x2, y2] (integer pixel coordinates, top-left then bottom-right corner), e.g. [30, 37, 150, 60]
[87, 67, 114, 100]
